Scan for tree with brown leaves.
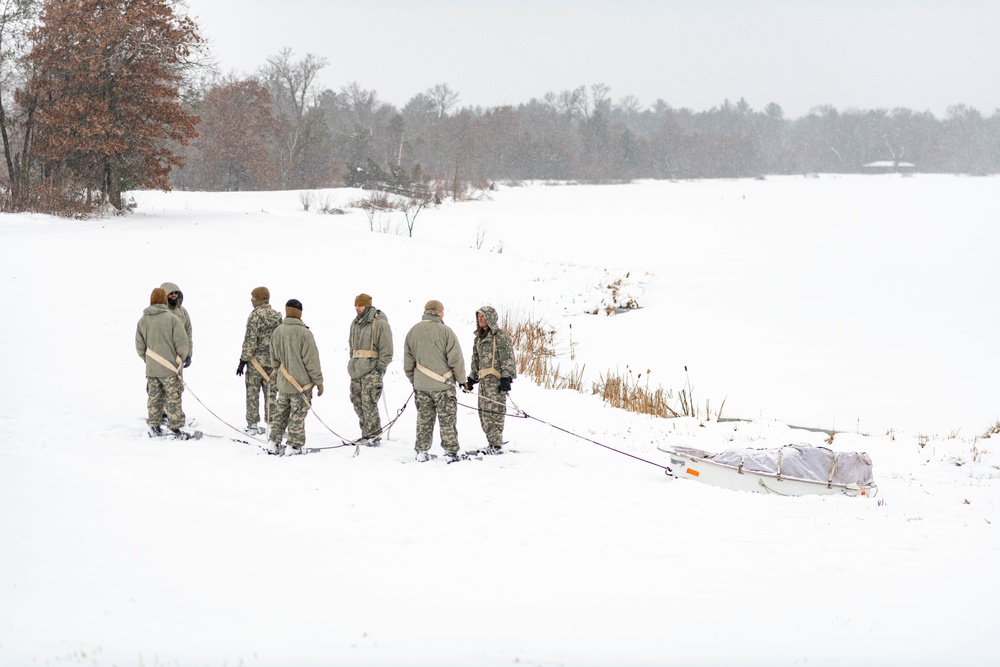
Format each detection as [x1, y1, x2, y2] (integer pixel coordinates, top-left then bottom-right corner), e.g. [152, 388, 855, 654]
[20, 0, 202, 211]
[180, 79, 279, 191]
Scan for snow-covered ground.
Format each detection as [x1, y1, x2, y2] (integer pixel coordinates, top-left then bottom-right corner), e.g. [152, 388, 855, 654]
[2, 175, 998, 666]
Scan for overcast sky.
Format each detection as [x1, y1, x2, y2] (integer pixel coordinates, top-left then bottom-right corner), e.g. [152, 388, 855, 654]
[184, 0, 1000, 119]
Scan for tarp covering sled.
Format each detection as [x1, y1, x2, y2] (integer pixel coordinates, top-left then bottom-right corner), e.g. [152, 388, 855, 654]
[658, 443, 877, 497]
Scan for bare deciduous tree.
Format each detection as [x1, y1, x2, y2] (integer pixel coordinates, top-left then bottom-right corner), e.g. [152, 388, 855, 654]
[259, 48, 329, 188]
[0, 0, 40, 208]
[426, 82, 459, 119]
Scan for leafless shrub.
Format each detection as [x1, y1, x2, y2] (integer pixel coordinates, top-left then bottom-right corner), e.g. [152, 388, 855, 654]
[350, 190, 395, 212]
[299, 191, 314, 211]
[317, 193, 346, 215]
[400, 194, 433, 237]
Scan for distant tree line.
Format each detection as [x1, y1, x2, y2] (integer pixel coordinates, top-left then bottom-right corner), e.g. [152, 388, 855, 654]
[174, 54, 1000, 193]
[1, 3, 998, 216]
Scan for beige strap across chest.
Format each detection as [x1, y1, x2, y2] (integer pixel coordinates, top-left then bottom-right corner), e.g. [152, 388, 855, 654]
[279, 363, 314, 392]
[479, 336, 501, 378]
[351, 317, 380, 359]
[415, 319, 454, 383]
[250, 357, 272, 381]
[146, 349, 182, 375]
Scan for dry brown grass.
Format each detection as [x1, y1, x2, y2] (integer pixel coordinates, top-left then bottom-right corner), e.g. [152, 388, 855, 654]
[503, 309, 723, 421]
[593, 367, 680, 418]
[504, 310, 584, 390]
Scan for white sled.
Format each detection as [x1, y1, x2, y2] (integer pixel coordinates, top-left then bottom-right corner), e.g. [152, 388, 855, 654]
[658, 443, 877, 497]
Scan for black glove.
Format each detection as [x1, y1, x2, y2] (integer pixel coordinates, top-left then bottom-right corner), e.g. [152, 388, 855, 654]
[467, 375, 478, 387]
[499, 377, 512, 393]
[236, 360, 247, 376]
[184, 355, 192, 368]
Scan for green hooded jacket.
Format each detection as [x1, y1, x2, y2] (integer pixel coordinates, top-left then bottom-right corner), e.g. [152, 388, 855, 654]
[270, 317, 324, 393]
[403, 310, 466, 392]
[348, 307, 393, 379]
[136, 303, 190, 377]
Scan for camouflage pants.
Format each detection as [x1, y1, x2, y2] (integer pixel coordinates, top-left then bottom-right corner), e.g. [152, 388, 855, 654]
[245, 364, 277, 425]
[350, 370, 384, 439]
[147, 375, 185, 429]
[414, 388, 459, 454]
[477, 376, 507, 448]
[270, 390, 311, 448]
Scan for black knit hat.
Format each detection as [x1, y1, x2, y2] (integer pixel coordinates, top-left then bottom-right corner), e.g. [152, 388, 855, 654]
[286, 298, 303, 310]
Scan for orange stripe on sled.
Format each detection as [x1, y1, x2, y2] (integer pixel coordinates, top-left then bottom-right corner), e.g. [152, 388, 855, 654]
[686, 468, 700, 477]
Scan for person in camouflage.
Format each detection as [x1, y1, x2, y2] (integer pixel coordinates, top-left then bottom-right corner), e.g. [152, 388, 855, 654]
[268, 299, 324, 455]
[136, 287, 191, 438]
[403, 300, 466, 462]
[463, 305, 517, 454]
[348, 293, 393, 446]
[236, 286, 282, 435]
[160, 281, 192, 368]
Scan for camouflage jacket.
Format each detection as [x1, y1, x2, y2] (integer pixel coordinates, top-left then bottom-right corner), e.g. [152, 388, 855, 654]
[403, 311, 466, 392]
[241, 302, 282, 368]
[270, 317, 324, 393]
[348, 307, 393, 379]
[136, 304, 190, 378]
[470, 305, 517, 381]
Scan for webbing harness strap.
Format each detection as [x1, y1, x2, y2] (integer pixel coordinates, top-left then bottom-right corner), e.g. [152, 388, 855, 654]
[250, 357, 272, 382]
[416, 363, 453, 383]
[479, 336, 501, 378]
[146, 349, 183, 376]
[279, 364, 314, 393]
[415, 319, 455, 383]
[351, 312, 381, 360]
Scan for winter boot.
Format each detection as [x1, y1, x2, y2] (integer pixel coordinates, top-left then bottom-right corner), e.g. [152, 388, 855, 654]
[415, 450, 430, 462]
[170, 428, 193, 440]
[363, 438, 382, 448]
[443, 450, 461, 463]
[283, 445, 303, 456]
[147, 425, 163, 438]
[244, 423, 265, 435]
[482, 445, 504, 456]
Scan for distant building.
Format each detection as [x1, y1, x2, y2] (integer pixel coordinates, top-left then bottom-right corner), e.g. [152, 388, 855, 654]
[863, 160, 916, 174]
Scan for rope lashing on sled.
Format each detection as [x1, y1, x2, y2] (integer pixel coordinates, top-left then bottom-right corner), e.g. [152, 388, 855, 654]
[459, 392, 671, 472]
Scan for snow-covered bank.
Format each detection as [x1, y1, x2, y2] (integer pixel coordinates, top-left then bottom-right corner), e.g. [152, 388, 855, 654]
[2, 175, 998, 666]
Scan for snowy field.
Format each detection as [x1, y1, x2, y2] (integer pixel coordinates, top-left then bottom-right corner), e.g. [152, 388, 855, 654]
[1, 175, 998, 666]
